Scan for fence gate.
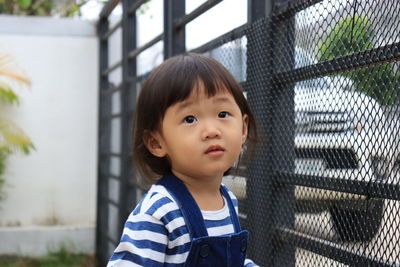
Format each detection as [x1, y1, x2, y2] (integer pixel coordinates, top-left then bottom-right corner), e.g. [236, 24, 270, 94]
[96, 0, 400, 266]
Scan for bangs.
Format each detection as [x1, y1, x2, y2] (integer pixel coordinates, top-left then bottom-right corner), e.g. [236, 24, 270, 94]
[171, 75, 231, 103]
[162, 54, 240, 115]
[138, 53, 245, 132]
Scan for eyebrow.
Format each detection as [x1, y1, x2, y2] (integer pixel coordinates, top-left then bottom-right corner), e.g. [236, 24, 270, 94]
[175, 95, 235, 114]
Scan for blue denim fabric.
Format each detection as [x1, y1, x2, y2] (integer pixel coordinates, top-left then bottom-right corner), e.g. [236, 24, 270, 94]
[158, 174, 248, 267]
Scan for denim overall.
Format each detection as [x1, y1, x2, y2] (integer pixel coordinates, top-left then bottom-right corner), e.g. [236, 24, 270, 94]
[158, 174, 248, 267]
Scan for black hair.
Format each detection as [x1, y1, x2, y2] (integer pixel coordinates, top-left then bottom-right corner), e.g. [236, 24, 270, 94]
[133, 53, 258, 184]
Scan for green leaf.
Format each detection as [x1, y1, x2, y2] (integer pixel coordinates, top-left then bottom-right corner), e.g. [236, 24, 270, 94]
[0, 117, 34, 155]
[318, 15, 400, 105]
[0, 85, 19, 105]
[18, 0, 31, 8]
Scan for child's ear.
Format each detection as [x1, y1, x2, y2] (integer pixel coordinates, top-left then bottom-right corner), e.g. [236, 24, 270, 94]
[242, 114, 249, 144]
[143, 131, 167, 158]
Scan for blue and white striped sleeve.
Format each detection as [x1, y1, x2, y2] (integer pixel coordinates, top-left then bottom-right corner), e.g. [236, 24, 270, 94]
[107, 191, 173, 267]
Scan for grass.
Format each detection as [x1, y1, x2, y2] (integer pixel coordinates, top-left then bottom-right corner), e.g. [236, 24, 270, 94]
[0, 248, 97, 267]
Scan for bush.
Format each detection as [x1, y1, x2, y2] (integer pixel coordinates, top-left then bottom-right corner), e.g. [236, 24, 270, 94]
[0, 53, 34, 202]
[0, 0, 89, 17]
[318, 15, 400, 105]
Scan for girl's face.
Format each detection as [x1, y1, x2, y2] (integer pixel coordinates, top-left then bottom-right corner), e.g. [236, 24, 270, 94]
[146, 84, 248, 182]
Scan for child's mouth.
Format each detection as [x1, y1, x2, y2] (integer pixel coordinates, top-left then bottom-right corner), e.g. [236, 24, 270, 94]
[205, 145, 225, 156]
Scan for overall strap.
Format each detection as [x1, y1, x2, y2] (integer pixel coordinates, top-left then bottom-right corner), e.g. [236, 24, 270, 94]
[220, 185, 242, 233]
[157, 174, 209, 238]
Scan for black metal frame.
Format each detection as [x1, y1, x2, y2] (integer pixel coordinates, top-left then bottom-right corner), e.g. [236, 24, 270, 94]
[96, 0, 400, 266]
[96, 12, 111, 262]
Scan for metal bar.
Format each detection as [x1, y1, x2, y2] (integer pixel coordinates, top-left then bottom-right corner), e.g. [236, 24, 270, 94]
[189, 23, 249, 54]
[99, 0, 120, 19]
[101, 83, 122, 95]
[248, 0, 271, 22]
[126, 72, 151, 85]
[106, 234, 118, 246]
[96, 172, 120, 181]
[100, 152, 122, 157]
[174, 0, 222, 29]
[99, 195, 120, 207]
[277, 227, 395, 266]
[277, 171, 400, 201]
[101, 20, 122, 41]
[96, 17, 111, 267]
[263, 1, 297, 265]
[128, 33, 163, 59]
[110, 113, 122, 119]
[274, 0, 323, 18]
[270, 7, 296, 267]
[245, 1, 275, 265]
[109, 174, 121, 180]
[99, 116, 120, 122]
[164, 0, 185, 59]
[102, 60, 122, 76]
[370, 181, 400, 201]
[274, 41, 400, 84]
[295, 198, 383, 213]
[97, 227, 119, 244]
[119, 0, 138, 233]
[128, 0, 147, 15]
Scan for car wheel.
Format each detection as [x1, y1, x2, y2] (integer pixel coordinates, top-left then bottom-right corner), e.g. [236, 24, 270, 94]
[330, 198, 384, 242]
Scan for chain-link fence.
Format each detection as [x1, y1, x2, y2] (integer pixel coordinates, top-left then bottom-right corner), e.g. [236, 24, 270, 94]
[97, 0, 400, 266]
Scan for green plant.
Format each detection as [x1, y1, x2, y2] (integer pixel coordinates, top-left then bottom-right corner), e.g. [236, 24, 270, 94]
[318, 15, 400, 105]
[0, 248, 96, 266]
[0, 0, 89, 17]
[0, 0, 153, 18]
[0, 53, 34, 199]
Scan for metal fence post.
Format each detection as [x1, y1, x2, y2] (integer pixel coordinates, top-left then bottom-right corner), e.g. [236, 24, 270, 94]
[119, 0, 137, 232]
[246, 0, 295, 265]
[164, 0, 185, 59]
[96, 16, 111, 266]
[246, 1, 273, 264]
[270, 1, 296, 265]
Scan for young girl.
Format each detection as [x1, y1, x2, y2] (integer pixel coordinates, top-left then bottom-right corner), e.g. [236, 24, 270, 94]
[107, 53, 258, 267]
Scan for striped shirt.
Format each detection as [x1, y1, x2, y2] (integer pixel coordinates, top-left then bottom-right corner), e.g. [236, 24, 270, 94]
[107, 184, 258, 267]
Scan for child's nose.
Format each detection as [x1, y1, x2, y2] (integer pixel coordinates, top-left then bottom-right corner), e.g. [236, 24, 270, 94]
[202, 122, 221, 140]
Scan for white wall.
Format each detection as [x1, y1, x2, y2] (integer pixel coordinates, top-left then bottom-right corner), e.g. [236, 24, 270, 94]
[0, 15, 98, 256]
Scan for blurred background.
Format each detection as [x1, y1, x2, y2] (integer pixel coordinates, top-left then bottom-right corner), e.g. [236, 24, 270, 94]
[0, 0, 100, 265]
[0, 0, 247, 265]
[1, 0, 400, 266]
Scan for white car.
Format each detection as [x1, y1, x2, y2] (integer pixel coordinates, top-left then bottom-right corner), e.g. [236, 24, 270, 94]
[222, 47, 399, 242]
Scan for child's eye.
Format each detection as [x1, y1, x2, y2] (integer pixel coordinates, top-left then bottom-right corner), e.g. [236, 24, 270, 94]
[218, 111, 230, 118]
[183, 115, 197, 124]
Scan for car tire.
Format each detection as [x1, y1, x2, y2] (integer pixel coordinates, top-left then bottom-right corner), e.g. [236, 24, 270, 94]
[330, 199, 384, 242]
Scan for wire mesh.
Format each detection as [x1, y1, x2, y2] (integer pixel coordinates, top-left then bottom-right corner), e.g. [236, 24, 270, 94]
[97, 0, 400, 265]
[214, 0, 400, 265]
